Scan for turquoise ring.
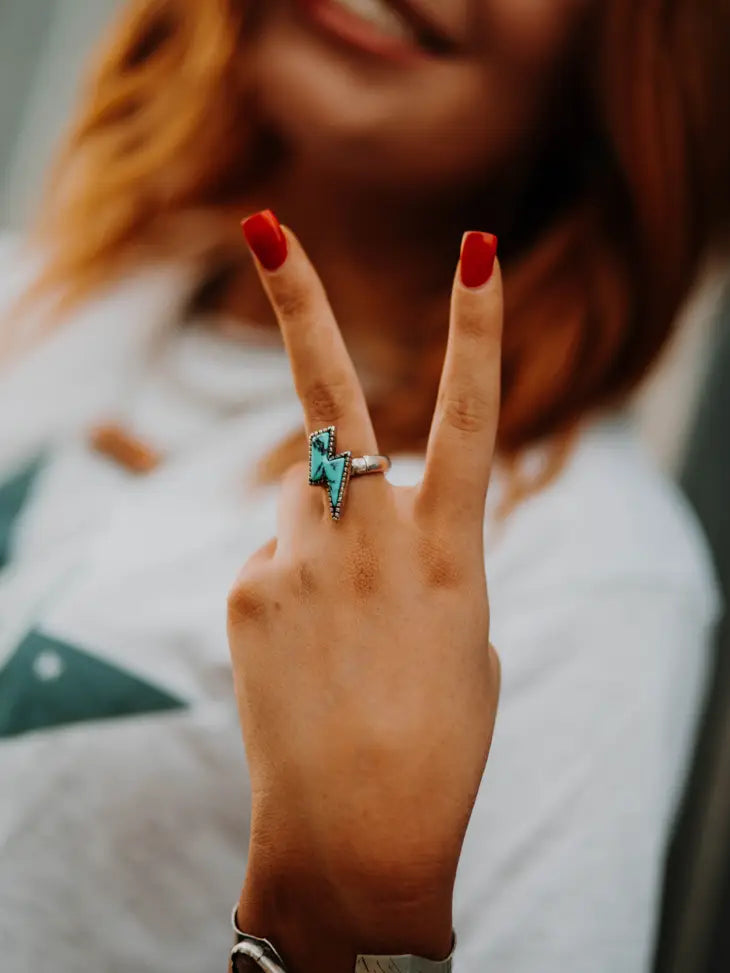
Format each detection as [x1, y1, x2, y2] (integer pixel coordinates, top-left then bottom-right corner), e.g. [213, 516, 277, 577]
[309, 426, 391, 520]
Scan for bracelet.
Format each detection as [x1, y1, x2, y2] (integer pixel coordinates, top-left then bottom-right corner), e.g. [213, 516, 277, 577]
[232, 907, 287, 973]
[232, 905, 455, 973]
[354, 937, 455, 973]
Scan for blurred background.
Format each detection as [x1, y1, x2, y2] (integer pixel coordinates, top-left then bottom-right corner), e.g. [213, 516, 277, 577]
[0, 2, 728, 971]
[0, 0, 118, 228]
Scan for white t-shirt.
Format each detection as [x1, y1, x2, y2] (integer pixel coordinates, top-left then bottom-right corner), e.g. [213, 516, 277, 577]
[0, 249, 719, 972]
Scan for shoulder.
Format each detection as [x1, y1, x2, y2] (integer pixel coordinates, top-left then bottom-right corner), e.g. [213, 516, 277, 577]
[488, 414, 719, 622]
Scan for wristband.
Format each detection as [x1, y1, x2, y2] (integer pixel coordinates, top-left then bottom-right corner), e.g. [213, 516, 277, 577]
[231, 905, 455, 973]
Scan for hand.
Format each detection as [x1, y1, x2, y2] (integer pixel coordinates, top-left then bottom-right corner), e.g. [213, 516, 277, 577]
[228, 212, 502, 972]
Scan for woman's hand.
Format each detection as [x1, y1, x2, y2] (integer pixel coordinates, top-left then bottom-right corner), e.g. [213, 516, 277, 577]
[228, 212, 502, 972]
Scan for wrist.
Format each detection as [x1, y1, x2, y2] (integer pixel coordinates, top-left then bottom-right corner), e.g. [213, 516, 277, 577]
[238, 844, 454, 973]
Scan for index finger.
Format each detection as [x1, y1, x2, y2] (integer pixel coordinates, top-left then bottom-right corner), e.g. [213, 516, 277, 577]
[241, 210, 378, 457]
[418, 232, 503, 531]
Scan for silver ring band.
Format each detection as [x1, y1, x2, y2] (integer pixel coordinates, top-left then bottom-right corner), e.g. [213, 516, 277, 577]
[350, 454, 391, 477]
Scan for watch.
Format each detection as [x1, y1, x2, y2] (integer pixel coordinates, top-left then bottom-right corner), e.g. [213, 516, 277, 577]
[230, 906, 454, 973]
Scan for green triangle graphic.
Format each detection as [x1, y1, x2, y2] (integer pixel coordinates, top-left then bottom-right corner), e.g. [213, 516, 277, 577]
[0, 453, 45, 569]
[0, 629, 186, 738]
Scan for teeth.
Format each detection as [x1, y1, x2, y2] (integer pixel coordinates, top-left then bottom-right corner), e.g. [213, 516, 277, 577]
[331, 0, 417, 43]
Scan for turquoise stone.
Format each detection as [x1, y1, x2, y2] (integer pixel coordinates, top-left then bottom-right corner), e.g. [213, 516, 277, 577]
[309, 430, 333, 482]
[309, 427, 351, 518]
[324, 455, 348, 510]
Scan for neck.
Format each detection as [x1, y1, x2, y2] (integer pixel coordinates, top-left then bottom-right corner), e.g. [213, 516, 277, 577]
[232, 161, 502, 363]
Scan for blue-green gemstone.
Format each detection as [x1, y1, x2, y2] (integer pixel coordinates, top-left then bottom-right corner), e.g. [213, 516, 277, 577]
[309, 428, 349, 517]
[309, 430, 332, 482]
[324, 455, 348, 510]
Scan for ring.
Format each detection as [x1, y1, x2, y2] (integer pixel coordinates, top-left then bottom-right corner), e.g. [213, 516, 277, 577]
[309, 426, 391, 521]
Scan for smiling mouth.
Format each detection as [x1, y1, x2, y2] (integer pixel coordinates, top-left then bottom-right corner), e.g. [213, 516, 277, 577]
[293, 0, 457, 61]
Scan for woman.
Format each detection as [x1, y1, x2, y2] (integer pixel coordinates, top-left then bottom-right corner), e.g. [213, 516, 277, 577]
[0, 0, 728, 970]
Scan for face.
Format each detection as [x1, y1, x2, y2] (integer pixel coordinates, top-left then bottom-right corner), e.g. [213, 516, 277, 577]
[248, 0, 593, 194]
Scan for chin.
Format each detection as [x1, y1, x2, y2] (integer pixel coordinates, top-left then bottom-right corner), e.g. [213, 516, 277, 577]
[251, 21, 497, 192]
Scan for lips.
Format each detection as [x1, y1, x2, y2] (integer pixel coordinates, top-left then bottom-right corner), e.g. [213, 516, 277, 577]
[293, 0, 459, 61]
[385, 0, 460, 54]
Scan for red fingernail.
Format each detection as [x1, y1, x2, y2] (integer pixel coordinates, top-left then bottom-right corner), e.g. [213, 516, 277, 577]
[241, 209, 288, 271]
[460, 232, 498, 289]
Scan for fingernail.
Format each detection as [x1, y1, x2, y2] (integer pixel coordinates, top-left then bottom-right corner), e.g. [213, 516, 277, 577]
[241, 209, 288, 271]
[460, 232, 498, 289]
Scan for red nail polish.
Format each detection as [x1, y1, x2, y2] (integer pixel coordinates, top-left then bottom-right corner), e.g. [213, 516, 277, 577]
[241, 210, 288, 271]
[460, 232, 498, 289]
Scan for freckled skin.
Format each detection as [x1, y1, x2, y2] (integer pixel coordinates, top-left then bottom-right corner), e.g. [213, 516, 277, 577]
[417, 534, 464, 590]
[347, 529, 381, 597]
[297, 561, 318, 596]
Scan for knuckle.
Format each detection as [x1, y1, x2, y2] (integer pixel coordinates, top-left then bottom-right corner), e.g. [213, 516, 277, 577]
[440, 389, 491, 434]
[227, 579, 268, 624]
[458, 305, 488, 339]
[303, 377, 350, 426]
[273, 284, 312, 322]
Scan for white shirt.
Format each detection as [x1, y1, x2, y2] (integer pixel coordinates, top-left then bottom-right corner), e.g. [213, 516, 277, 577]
[0, 246, 719, 972]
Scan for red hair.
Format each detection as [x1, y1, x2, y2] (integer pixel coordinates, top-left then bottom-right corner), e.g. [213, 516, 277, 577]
[23, 0, 730, 488]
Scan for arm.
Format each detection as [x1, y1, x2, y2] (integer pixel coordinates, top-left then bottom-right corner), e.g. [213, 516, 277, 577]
[227, 213, 503, 972]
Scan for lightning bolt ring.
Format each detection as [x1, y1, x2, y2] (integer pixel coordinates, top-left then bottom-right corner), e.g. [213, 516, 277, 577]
[308, 426, 391, 520]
